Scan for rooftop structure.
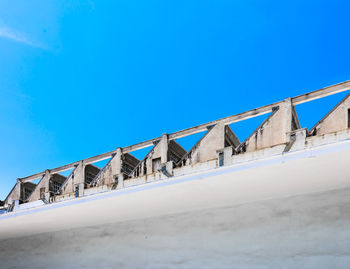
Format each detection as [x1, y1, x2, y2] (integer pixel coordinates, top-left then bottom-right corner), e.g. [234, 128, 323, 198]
[2, 81, 350, 268]
[2, 80, 350, 213]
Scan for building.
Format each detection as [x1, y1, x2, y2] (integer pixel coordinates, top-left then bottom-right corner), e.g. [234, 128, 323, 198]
[1, 81, 350, 268]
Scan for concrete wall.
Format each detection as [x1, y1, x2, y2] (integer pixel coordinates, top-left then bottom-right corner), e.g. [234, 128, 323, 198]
[4, 182, 20, 206]
[0, 187, 349, 268]
[244, 99, 299, 152]
[1, 138, 350, 268]
[28, 171, 50, 202]
[132, 135, 169, 177]
[60, 162, 84, 195]
[5, 182, 37, 206]
[181, 122, 227, 165]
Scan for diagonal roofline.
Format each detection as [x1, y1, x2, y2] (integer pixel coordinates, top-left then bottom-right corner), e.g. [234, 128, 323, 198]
[17, 80, 350, 183]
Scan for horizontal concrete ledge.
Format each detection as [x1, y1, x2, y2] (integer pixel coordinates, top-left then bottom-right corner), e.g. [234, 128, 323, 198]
[18, 80, 350, 182]
[8, 137, 350, 222]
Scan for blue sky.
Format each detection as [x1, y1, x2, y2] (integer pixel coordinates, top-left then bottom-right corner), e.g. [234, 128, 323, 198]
[0, 0, 350, 200]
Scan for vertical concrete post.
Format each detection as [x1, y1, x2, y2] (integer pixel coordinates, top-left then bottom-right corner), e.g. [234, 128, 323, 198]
[111, 148, 121, 178]
[115, 148, 122, 175]
[44, 170, 51, 192]
[43, 170, 51, 201]
[112, 147, 124, 189]
[160, 133, 168, 164]
[223, 147, 233, 166]
[74, 160, 85, 197]
[283, 97, 293, 135]
[75, 161, 85, 184]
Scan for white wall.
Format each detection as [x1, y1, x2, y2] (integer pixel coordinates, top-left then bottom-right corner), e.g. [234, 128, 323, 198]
[1, 140, 350, 268]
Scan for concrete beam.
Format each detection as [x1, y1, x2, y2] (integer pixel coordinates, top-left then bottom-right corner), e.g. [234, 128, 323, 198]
[292, 80, 350, 105]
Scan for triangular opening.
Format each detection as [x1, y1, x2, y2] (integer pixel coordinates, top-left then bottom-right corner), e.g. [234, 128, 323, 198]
[130, 146, 153, 161]
[59, 168, 74, 178]
[90, 159, 111, 170]
[174, 131, 205, 152]
[228, 112, 273, 147]
[31, 177, 42, 185]
[295, 91, 349, 132]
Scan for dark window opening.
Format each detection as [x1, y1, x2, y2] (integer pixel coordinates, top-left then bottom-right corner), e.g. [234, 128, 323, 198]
[75, 185, 79, 198]
[218, 152, 224, 167]
[348, 109, 350, 128]
[40, 188, 45, 199]
[23, 188, 32, 200]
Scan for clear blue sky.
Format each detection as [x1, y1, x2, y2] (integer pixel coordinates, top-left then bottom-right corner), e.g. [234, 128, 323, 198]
[1, 0, 350, 200]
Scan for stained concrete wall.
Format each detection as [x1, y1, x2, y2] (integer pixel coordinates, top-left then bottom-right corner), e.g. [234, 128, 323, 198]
[60, 162, 84, 195]
[180, 122, 231, 165]
[145, 141, 163, 174]
[28, 171, 50, 202]
[0, 186, 349, 269]
[243, 99, 299, 152]
[91, 158, 115, 186]
[131, 144, 160, 177]
[5, 181, 37, 205]
[4, 182, 20, 206]
[132, 135, 185, 177]
[2, 137, 350, 268]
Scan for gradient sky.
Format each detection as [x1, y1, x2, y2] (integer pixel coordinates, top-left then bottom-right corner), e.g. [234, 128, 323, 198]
[1, 0, 350, 200]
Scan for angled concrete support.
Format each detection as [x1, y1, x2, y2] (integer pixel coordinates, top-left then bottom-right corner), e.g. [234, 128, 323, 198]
[24, 171, 67, 203]
[4, 182, 20, 207]
[89, 148, 139, 188]
[90, 148, 139, 188]
[178, 122, 240, 166]
[59, 161, 85, 196]
[28, 170, 51, 202]
[238, 98, 300, 153]
[131, 142, 161, 177]
[309, 93, 350, 136]
[131, 134, 186, 178]
[89, 148, 121, 187]
[5, 179, 38, 207]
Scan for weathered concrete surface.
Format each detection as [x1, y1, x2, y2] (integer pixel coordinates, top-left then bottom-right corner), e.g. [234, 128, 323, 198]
[179, 122, 238, 166]
[0, 187, 349, 269]
[242, 99, 300, 152]
[1, 141, 350, 268]
[59, 161, 84, 195]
